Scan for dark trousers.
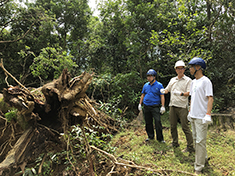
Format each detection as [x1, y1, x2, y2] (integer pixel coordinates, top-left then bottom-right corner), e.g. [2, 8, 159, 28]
[143, 105, 164, 141]
[169, 106, 193, 149]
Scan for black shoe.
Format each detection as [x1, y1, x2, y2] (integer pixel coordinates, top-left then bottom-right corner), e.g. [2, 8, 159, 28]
[145, 138, 154, 142]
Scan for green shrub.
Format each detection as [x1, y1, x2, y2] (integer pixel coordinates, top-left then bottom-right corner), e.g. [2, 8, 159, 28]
[87, 71, 143, 120]
[5, 109, 17, 122]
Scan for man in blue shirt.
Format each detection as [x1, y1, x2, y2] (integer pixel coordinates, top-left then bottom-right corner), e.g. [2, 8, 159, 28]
[138, 69, 166, 142]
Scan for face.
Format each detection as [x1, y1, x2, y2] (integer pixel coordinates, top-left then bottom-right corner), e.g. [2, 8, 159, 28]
[175, 66, 185, 76]
[147, 75, 155, 82]
[189, 65, 201, 75]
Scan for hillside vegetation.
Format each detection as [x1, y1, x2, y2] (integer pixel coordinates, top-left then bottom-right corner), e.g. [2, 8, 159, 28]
[1, 0, 235, 175]
[110, 112, 235, 176]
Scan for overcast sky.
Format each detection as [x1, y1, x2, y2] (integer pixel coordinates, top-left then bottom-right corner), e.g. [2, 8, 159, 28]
[88, 0, 100, 16]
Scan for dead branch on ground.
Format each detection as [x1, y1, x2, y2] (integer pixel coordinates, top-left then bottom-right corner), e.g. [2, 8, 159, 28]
[91, 146, 197, 176]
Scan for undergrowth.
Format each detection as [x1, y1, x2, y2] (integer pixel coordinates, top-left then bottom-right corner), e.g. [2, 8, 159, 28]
[110, 112, 235, 176]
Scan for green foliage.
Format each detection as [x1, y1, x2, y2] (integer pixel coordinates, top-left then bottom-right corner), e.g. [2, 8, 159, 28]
[27, 125, 116, 175]
[0, 1, 58, 89]
[5, 109, 17, 122]
[2, 0, 235, 174]
[212, 97, 224, 113]
[88, 71, 143, 119]
[35, 0, 92, 71]
[109, 71, 143, 116]
[30, 46, 78, 80]
[0, 98, 14, 113]
[150, 0, 212, 63]
[69, 125, 115, 153]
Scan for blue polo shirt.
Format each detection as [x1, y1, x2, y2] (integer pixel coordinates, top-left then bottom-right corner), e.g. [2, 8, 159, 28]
[141, 81, 164, 106]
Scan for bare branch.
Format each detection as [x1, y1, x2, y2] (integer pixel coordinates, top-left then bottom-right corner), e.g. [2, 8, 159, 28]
[91, 146, 197, 176]
[38, 154, 47, 174]
[0, 59, 30, 93]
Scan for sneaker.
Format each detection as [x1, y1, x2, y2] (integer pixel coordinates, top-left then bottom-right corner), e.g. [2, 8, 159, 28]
[145, 138, 154, 142]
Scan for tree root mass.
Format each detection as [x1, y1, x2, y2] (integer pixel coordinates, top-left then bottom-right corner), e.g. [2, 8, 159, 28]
[0, 69, 119, 175]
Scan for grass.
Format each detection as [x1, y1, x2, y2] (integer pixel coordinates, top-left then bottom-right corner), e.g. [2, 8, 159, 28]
[110, 112, 235, 176]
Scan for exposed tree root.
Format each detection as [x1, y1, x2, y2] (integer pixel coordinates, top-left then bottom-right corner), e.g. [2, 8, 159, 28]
[0, 64, 120, 175]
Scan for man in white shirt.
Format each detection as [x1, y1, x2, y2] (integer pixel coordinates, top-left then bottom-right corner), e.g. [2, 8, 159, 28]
[160, 60, 194, 153]
[188, 57, 213, 175]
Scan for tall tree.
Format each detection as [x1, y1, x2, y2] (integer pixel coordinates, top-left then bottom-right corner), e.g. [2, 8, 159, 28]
[207, 0, 235, 108]
[0, 0, 93, 90]
[35, 0, 92, 70]
[0, 1, 54, 89]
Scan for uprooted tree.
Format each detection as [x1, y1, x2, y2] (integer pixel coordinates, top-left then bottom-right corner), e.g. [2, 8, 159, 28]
[0, 64, 121, 175]
[0, 61, 199, 176]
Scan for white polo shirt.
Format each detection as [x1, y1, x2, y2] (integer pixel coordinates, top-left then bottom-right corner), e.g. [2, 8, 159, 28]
[165, 75, 192, 108]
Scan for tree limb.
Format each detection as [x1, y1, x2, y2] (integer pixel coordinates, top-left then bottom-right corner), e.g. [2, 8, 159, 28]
[0, 59, 30, 93]
[38, 153, 47, 174]
[0, 22, 35, 44]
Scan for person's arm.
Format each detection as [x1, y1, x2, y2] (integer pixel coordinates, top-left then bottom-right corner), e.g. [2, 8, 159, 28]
[182, 79, 192, 96]
[160, 94, 166, 114]
[164, 81, 171, 94]
[206, 96, 213, 114]
[139, 94, 145, 105]
[164, 89, 169, 94]
[181, 91, 190, 96]
[160, 94, 165, 107]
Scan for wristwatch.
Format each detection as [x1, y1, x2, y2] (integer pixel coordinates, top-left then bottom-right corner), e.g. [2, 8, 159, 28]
[181, 93, 184, 96]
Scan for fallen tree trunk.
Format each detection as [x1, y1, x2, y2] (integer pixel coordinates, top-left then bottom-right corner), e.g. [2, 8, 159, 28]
[0, 68, 119, 175]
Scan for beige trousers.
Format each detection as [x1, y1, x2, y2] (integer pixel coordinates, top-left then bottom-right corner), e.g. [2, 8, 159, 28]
[191, 118, 208, 172]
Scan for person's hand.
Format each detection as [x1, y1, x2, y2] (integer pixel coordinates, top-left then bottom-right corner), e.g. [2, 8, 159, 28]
[138, 104, 142, 111]
[172, 90, 181, 96]
[202, 114, 213, 124]
[160, 89, 166, 94]
[160, 106, 165, 114]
